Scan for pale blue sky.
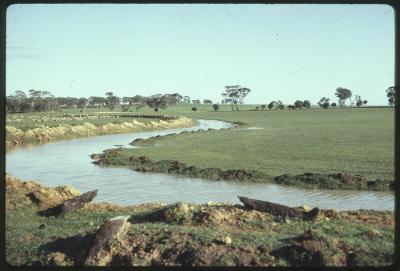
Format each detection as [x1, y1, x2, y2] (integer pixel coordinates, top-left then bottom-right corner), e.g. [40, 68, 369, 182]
[6, 4, 395, 105]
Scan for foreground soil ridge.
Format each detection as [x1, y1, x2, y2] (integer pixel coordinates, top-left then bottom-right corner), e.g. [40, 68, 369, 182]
[5, 173, 394, 267]
[5, 115, 194, 147]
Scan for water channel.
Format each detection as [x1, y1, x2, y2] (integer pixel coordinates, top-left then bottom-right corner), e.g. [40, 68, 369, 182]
[6, 119, 394, 210]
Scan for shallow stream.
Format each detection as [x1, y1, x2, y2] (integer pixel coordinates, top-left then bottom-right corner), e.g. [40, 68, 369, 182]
[6, 119, 394, 210]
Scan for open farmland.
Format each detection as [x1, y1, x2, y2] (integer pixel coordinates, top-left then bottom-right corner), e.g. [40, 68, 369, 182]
[95, 107, 394, 185]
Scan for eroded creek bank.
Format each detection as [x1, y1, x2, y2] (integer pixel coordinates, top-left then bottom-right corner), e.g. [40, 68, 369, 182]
[93, 148, 393, 191]
[6, 115, 194, 147]
[6, 118, 394, 210]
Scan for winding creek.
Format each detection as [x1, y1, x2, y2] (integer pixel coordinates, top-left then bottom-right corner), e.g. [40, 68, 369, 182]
[6, 119, 394, 211]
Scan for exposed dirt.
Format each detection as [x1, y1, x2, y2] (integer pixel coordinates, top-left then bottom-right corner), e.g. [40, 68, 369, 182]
[275, 229, 352, 266]
[5, 173, 81, 209]
[5, 174, 395, 267]
[6, 116, 194, 147]
[117, 232, 275, 266]
[161, 202, 276, 229]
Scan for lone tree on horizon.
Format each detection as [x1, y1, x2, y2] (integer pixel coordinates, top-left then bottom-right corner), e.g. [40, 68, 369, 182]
[221, 85, 251, 111]
[335, 87, 352, 107]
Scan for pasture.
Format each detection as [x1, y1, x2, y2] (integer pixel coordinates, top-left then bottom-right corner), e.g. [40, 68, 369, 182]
[109, 107, 394, 182]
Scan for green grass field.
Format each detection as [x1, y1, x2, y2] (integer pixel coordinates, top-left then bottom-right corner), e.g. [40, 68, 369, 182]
[100, 107, 394, 182]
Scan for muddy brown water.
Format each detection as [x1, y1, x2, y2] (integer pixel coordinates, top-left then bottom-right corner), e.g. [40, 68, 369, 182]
[6, 119, 394, 210]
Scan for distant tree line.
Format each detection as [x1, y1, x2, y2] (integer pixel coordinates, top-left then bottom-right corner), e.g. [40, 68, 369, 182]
[6, 89, 92, 113]
[5, 90, 192, 113]
[249, 85, 396, 111]
[6, 85, 395, 114]
[316, 87, 371, 109]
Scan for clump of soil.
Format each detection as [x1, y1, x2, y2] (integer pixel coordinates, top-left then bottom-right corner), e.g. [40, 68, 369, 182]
[276, 229, 352, 266]
[163, 202, 194, 224]
[112, 231, 274, 266]
[160, 202, 276, 230]
[6, 173, 80, 209]
[192, 205, 275, 229]
[45, 252, 75, 266]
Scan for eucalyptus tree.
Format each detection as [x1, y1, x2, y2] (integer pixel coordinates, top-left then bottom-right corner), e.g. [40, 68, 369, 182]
[355, 95, 364, 107]
[146, 94, 168, 112]
[132, 95, 146, 112]
[165, 93, 183, 105]
[77, 97, 89, 109]
[386, 86, 395, 106]
[276, 100, 285, 110]
[303, 100, 311, 109]
[105, 92, 120, 109]
[294, 100, 304, 109]
[318, 97, 330, 109]
[335, 87, 352, 107]
[221, 85, 251, 111]
[267, 101, 275, 110]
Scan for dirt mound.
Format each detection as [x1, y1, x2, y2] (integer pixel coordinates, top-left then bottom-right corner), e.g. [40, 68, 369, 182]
[39, 225, 273, 266]
[276, 229, 352, 266]
[158, 239, 273, 266]
[193, 205, 275, 229]
[160, 202, 275, 229]
[6, 173, 81, 210]
[108, 231, 275, 266]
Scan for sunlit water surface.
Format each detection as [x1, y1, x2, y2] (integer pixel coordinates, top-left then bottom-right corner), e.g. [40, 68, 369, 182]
[6, 119, 394, 210]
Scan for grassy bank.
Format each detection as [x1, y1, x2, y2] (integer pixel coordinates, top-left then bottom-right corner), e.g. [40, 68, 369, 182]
[5, 113, 194, 147]
[92, 108, 394, 189]
[5, 174, 394, 267]
[92, 148, 393, 190]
